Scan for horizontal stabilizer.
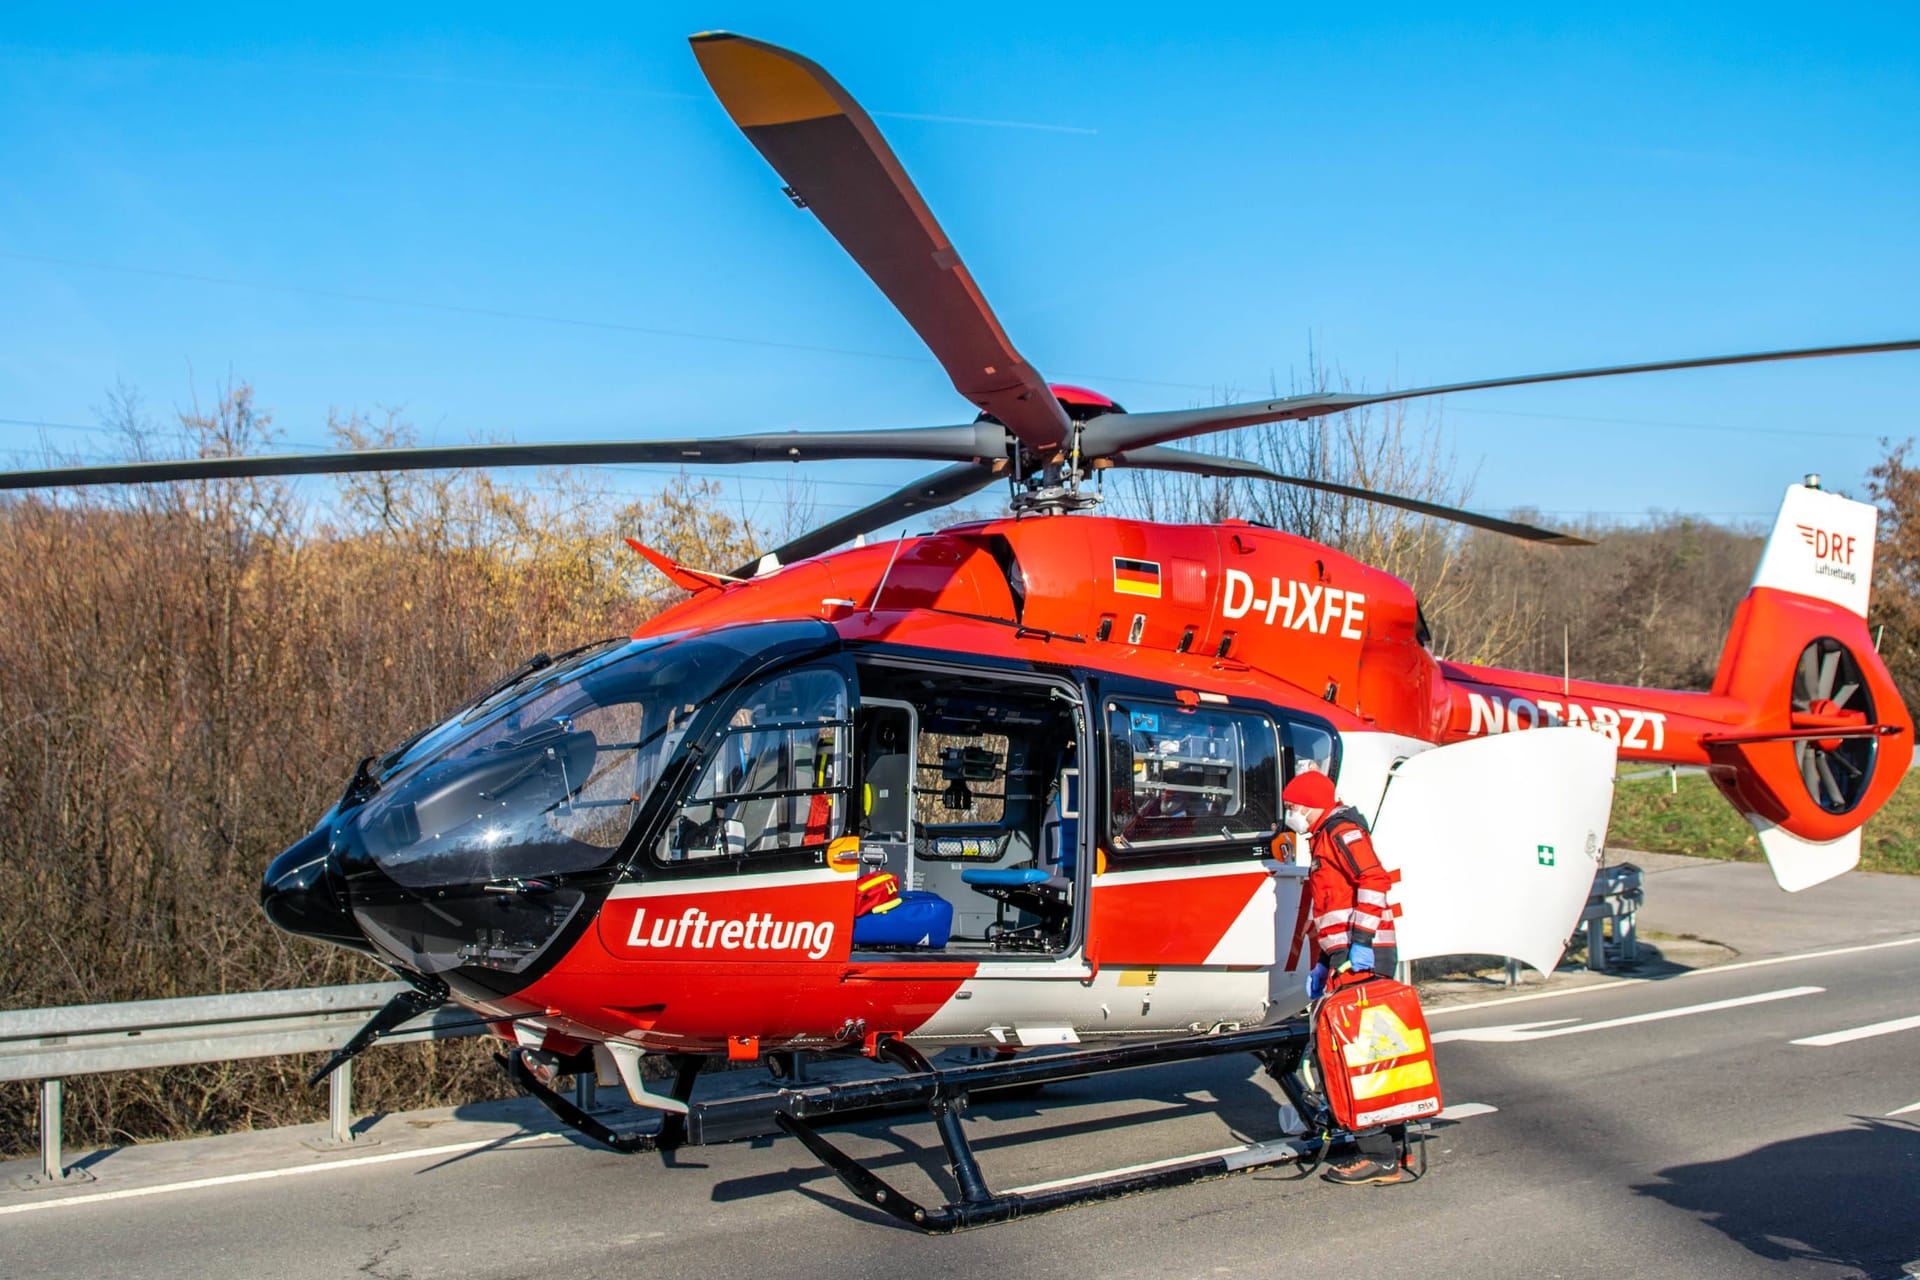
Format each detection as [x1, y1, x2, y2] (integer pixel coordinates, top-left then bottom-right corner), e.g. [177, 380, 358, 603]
[1750, 819, 1861, 892]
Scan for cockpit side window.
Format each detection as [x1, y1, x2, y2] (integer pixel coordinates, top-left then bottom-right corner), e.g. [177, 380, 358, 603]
[1281, 718, 1338, 786]
[656, 667, 852, 864]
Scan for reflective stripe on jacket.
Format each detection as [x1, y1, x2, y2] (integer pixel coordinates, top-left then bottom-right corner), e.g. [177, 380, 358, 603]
[1308, 805, 1397, 960]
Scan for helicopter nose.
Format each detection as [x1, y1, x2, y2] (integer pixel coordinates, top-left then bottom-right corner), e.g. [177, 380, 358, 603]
[261, 825, 375, 955]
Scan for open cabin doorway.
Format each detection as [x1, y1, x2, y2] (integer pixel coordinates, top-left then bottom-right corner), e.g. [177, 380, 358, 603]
[851, 656, 1085, 958]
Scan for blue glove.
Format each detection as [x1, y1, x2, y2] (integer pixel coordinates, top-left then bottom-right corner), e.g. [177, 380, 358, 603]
[1349, 943, 1376, 975]
[1308, 962, 1329, 1000]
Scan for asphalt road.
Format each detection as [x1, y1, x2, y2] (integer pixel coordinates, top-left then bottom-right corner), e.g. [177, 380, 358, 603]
[6, 862, 1920, 1280]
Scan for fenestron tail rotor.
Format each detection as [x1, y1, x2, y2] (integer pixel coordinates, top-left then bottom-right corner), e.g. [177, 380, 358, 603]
[1791, 638, 1877, 813]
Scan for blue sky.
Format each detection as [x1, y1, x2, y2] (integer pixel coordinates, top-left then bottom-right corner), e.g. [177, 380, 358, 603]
[3, 2, 1916, 533]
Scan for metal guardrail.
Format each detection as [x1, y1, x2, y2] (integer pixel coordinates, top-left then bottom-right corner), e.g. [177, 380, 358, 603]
[1616, 764, 1707, 790]
[1, 983, 484, 1190]
[1505, 861, 1643, 985]
[1582, 862, 1644, 970]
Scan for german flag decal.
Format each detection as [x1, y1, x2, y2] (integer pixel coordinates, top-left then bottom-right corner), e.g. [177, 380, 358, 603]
[1112, 557, 1163, 598]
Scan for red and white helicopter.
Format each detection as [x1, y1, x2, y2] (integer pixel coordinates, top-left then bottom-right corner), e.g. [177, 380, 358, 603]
[5, 32, 1914, 1230]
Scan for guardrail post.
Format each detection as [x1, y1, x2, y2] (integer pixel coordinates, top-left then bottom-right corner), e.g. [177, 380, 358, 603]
[41, 1078, 64, 1183]
[329, 1059, 354, 1146]
[1618, 864, 1642, 964]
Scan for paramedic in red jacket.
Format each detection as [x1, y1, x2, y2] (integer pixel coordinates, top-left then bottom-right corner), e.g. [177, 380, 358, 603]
[1284, 770, 1397, 984]
[1282, 769, 1412, 1186]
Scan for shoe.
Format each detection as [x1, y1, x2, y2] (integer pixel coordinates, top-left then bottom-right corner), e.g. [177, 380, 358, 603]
[1321, 1153, 1411, 1186]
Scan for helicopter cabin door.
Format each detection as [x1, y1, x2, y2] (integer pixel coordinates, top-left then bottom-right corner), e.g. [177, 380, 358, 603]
[1089, 688, 1297, 970]
[598, 663, 860, 977]
[1367, 726, 1616, 975]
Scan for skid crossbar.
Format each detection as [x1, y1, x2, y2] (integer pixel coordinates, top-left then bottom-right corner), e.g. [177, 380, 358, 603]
[779, 1110, 1322, 1231]
[512, 1019, 1338, 1230]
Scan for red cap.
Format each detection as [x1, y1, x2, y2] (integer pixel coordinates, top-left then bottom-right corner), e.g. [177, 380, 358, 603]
[1282, 771, 1336, 810]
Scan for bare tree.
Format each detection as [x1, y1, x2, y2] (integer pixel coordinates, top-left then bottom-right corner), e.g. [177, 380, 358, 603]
[1868, 438, 1920, 710]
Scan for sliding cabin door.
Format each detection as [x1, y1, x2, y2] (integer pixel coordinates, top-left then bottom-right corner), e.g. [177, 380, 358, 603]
[1087, 687, 1295, 971]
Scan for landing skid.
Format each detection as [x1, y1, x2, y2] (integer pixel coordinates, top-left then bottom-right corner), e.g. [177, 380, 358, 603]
[509, 1020, 1365, 1230]
[502, 1050, 704, 1153]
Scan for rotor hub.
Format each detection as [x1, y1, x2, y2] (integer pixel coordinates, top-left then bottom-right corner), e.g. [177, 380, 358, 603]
[1008, 482, 1102, 516]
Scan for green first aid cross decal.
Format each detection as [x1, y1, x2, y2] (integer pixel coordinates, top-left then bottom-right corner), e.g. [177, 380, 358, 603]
[1537, 844, 1556, 866]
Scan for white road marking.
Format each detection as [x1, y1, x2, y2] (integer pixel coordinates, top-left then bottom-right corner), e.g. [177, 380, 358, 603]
[1431, 986, 1824, 1045]
[1673, 936, 1920, 980]
[0, 1131, 567, 1217]
[1422, 935, 1920, 1020]
[1005, 1102, 1500, 1195]
[1889, 1100, 1920, 1117]
[1792, 1013, 1920, 1048]
[1431, 1020, 1578, 1043]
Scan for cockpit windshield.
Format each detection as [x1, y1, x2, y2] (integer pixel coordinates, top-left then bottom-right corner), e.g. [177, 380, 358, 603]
[371, 635, 641, 785]
[348, 621, 837, 891]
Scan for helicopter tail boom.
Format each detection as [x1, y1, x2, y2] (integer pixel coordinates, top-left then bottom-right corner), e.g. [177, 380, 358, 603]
[1437, 483, 1911, 889]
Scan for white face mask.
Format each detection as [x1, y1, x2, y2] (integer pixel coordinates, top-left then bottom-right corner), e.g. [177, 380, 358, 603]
[1283, 809, 1310, 835]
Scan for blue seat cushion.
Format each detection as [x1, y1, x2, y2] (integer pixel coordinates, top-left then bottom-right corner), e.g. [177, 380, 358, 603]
[852, 890, 953, 947]
[960, 867, 1052, 888]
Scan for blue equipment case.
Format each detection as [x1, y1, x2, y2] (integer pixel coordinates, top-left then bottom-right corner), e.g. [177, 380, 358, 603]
[852, 890, 954, 948]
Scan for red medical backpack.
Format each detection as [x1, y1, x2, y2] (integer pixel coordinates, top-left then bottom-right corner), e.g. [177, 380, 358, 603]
[1314, 973, 1444, 1131]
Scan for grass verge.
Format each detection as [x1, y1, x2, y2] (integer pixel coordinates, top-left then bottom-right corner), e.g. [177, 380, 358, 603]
[1608, 770, 1920, 875]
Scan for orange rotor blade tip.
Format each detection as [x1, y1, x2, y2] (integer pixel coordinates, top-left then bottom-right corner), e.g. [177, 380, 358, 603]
[688, 33, 840, 129]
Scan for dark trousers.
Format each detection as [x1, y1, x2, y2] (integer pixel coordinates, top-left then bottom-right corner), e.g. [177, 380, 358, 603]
[1352, 1126, 1404, 1160]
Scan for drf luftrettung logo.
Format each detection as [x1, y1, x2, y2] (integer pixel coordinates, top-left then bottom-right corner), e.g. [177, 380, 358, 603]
[1797, 524, 1860, 585]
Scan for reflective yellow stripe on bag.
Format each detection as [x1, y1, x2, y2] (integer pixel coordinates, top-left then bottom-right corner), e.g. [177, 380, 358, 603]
[1350, 1059, 1436, 1100]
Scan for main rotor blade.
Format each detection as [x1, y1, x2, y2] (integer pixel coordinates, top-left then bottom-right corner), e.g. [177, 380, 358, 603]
[730, 461, 1003, 578]
[1104, 445, 1291, 482]
[1078, 338, 1920, 457]
[1112, 446, 1588, 543]
[1257, 472, 1593, 544]
[0, 424, 1010, 491]
[690, 32, 1072, 457]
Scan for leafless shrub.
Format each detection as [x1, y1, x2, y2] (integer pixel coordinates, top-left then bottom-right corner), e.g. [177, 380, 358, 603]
[0, 387, 774, 1154]
[1869, 439, 1920, 711]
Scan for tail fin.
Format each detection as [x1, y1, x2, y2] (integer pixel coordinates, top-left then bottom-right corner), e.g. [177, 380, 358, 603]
[1708, 483, 1911, 890]
[1750, 481, 1875, 616]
